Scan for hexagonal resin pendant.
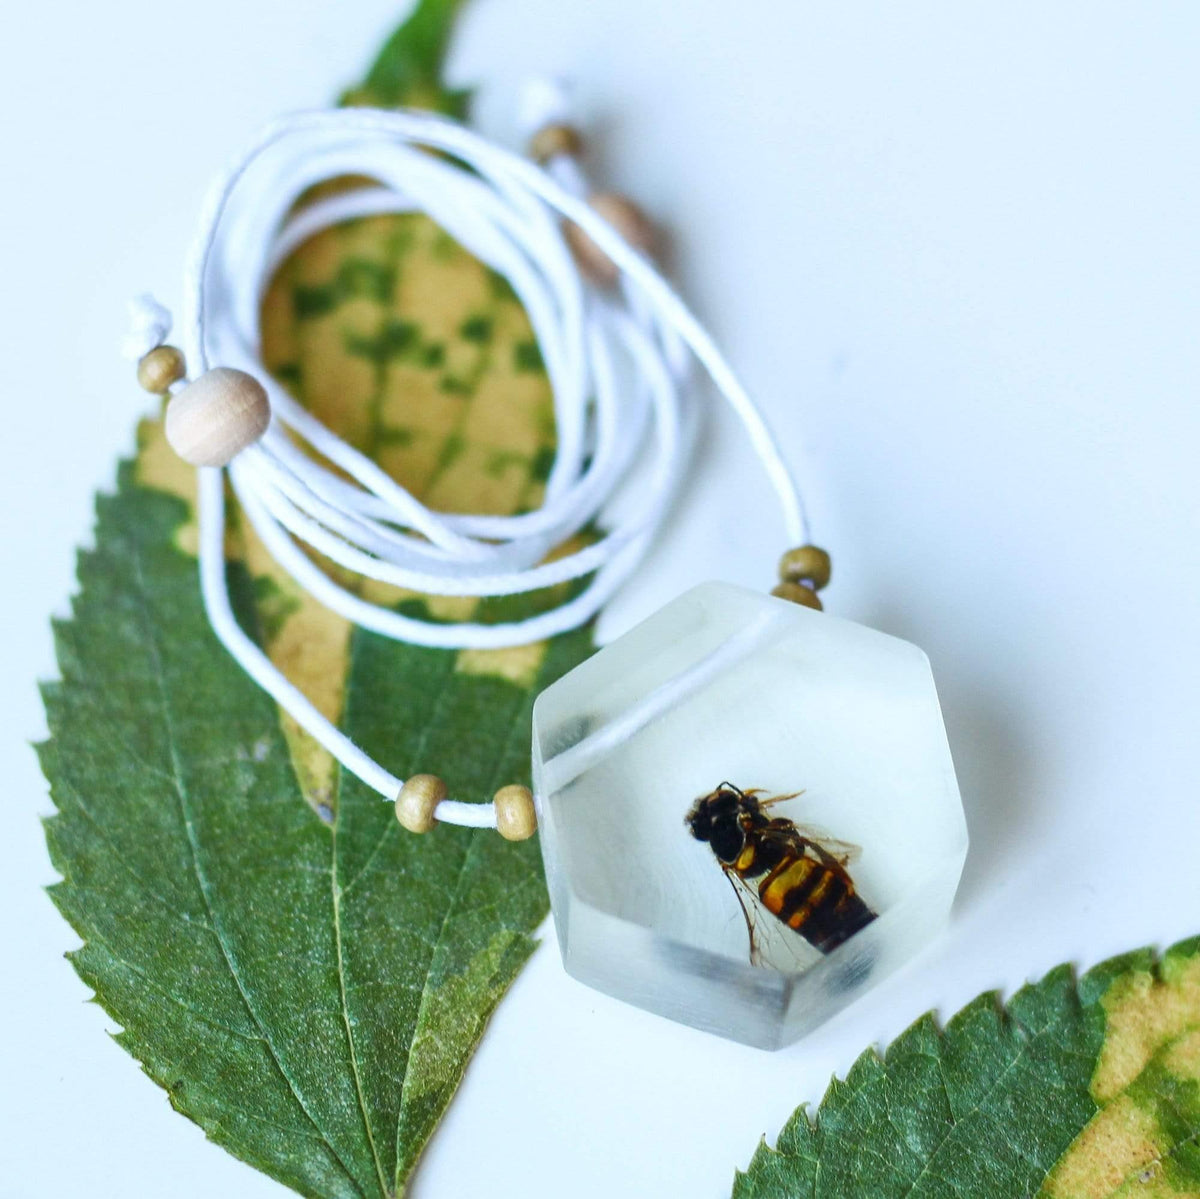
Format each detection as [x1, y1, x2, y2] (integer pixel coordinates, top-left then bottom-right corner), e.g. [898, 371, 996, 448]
[531, 582, 967, 1049]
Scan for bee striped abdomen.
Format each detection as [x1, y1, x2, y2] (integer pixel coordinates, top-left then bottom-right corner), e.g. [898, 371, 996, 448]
[757, 854, 872, 952]
[758, 856, 822, 922]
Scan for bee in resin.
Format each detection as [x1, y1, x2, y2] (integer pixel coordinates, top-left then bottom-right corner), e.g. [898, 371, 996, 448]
[686, 782, 876, 965]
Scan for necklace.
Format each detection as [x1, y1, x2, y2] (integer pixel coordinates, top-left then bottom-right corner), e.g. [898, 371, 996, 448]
[127, 102, 966, 1049]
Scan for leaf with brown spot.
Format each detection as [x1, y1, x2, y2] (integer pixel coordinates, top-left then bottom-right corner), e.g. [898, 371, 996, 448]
[733, 937, 1200, 1199]
[39, 3, 595, 1196]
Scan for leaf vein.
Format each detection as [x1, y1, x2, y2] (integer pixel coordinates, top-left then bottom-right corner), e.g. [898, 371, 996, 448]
[125, 531, 367, 1198]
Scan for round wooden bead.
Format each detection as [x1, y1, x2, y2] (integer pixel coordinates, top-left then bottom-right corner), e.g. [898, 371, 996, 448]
[494, 784, 537, 841]
[530, 122, 583, 164]
[565, 192, 656, 287]
[395, 774, 447, 833]
[778, 545, 832, 590]
[164, 368, 271, 467]
[136, 345, 187, 395]
[771, 581, 824, 611]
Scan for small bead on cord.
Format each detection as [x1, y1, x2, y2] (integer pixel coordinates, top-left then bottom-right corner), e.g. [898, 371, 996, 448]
[133, 102, 810, 833]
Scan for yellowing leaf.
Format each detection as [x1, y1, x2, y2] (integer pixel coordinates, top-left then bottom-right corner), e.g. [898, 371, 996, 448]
[39, 4, 595, 1195]
[733, 938, 1200, 1199]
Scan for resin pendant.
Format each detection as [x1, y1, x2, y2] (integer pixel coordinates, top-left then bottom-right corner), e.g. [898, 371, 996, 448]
[531, 583, 967, 1049]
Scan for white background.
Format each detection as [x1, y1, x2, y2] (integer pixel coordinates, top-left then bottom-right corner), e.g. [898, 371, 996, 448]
[2, 2, 1198, 1196]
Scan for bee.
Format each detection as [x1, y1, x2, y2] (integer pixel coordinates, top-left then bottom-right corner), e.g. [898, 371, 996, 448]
[686, 782, 876, 965]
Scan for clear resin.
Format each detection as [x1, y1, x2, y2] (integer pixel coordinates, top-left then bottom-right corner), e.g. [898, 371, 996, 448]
[531, 582, 967, 1049]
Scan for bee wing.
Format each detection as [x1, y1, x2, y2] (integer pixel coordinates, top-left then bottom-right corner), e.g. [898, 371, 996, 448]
[754, 793, 863, 866]
[720, 865, 820, 972]
[793, 828, 863, 867]
[757, 818, 863, 868]
[720, 865, 769, 968]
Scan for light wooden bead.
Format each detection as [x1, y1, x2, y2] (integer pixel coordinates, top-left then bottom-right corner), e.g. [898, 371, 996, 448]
[494, 784, 537, 841]
[529, 122, 583, 164]
[565, 192, 656, 287]
[136, 345, 187, 395]
[771, 581, 824, 611]
[778, 545, 832, 590]
[164, 367, 271, 467]
[395, 774, 447, 833]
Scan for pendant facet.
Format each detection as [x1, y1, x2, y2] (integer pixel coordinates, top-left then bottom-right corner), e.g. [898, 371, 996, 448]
[531, 582, 967, 1049]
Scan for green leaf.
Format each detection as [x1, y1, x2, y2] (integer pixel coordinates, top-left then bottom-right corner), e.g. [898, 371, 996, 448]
[38, 8, 592, 1193]
[342, 0, 472, 115]
[41, 233, 586, 1197]
[733, 936, 1200, 1199]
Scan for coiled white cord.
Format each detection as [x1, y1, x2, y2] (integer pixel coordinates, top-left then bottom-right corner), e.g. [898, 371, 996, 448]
[135, 105, 808, 827]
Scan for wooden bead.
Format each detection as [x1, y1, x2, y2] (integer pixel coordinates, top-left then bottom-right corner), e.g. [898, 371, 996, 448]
[529, 122, 583, 164]
[565, 192, 656, 287]
[136, 345, 186, 394]
[494, 784, 537, 841]
[395, 774, 447, 833]
[778, 545, 832, 590]
[771, 581, 823, 611]
[164, 368, 271, 467]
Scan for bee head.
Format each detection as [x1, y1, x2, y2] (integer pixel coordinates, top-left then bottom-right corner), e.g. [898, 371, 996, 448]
[685, 799, 713, 841]
[685, 785, 744, 843]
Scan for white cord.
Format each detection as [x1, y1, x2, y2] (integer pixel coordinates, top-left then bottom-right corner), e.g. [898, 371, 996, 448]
[134, 105, 808, 826]
[121, 293, 173, 361]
